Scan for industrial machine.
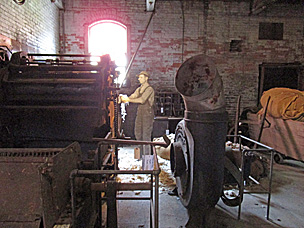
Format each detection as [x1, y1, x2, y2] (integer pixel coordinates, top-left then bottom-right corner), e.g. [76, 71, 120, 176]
[170, 54, 228, 227]
[0, 51, 119, 228]
[170, 54, 274, 227]
[0, 50, 169, 228]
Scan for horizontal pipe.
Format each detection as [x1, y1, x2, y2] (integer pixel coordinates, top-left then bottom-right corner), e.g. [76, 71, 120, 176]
[0, 148, 63, 152]
[3, 106, 99, 110]
[93, 138, 170, 148]
[116, 197, 151, 200]
[91, 182, 152, 191]
[27, 53, 102, 58]
[6, 78, 97, 84]
[70, 169, 161, 178]
[227, 135, 275, 150]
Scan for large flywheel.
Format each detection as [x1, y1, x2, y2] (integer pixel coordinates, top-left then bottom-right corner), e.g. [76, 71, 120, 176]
[171, 120, 194, 207]
[171, 117, 226, 212]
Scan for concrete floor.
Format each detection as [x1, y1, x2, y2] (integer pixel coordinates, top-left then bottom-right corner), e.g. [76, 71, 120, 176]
[116, 146, 304, 228]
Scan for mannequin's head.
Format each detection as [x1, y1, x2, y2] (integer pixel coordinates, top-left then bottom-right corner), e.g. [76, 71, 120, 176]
[137, 71, 150, 85]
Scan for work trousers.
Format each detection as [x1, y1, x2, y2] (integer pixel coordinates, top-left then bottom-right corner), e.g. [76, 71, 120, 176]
[134, 106, 154, 157]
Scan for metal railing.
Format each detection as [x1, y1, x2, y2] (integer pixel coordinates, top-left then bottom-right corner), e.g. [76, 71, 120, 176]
[70, 144, 161, 228]
[227, 135, 275, 220]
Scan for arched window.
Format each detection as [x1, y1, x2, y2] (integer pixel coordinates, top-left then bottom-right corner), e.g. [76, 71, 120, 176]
[88, 20, 127, 84]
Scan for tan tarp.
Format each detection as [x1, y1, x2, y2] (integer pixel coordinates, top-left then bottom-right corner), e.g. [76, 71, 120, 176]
[259, 87, 304, 121]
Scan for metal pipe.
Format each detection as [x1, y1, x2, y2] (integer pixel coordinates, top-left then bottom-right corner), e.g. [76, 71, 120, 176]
[238, 147, 275, 220]
[154, 168, 159, 228]
[173, 54, 227, 213]
[7, 78, 97, 84]
[27, 53, 102, 58]
[123, 11, 155, 84]
[267, 150, 275, 220]
[239, 135, 274, 150]
[0, 148, 63, 152]
[70, 170, 77, 228]
[227, 134, 275, 150]
[74, 169, 159, 175]
[238, 140, 245, 220]
[234, 95, 241, 143]
[93, 137, 170, 148]
[116, 197, 151, 200]
[175, 54, 226, 113]
[60, 9, 66, 54]
[180, 0, 185, 63]
[91, 182, 152, 191]
[150, 200, 155, 228]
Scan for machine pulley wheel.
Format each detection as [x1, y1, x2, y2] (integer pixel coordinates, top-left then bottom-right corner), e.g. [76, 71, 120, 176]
[221, 156, 243, 207]
[221, 171, 242, 207]
[171, 120, 194, 207]
[172, 119, 227, 212]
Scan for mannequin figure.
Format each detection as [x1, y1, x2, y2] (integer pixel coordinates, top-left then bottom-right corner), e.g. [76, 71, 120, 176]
[120, 71, 155, 157]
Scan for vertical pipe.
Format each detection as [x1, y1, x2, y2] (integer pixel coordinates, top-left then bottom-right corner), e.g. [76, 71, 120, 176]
[267, 150, 274, 220]
[106, 181, 118, 228]
[238, 138, 244, 220]
[71, 173, 76, 228]
[150, 172, 153, 228]
[234, 95, 241, 143]
[256, 96, 271, 144]
[258, 65, 265, 106]
[123, 11, 155, 84]
[97, 145, 102, 227]
[155, 172, 159, 228]
[180, 0, 185, 63]
[59, 9, 66, 54]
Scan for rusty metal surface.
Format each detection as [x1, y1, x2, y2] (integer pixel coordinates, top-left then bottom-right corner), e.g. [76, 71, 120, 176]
[0, 54, 116, 150]
[0, 53, 117, 227]
[40, 142, 81, 228]
[0, 152, 50, 228]
[2, 107, 100, 144]
[93, 136, 170, 147]
[0, 143, 82, 228]
[175, 54, 226, 113]
[0, 220, 41, 228]
[173, 54, 228, 227]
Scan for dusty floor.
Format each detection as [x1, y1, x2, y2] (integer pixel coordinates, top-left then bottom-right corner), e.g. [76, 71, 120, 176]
[115, 146, 304, 228]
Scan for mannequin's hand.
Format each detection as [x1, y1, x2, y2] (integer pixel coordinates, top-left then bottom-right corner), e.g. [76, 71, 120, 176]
[120, 95, 129, 103]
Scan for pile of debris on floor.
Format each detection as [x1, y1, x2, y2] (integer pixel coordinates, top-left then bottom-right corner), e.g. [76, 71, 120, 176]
[117, 134, 176, 193]
[117, 133, 268, 194]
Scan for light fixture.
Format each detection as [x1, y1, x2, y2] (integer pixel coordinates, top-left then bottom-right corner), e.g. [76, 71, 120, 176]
[13, 0, 26, 5]
[146, 0, 155, 12]
[51, 0, 64, 9]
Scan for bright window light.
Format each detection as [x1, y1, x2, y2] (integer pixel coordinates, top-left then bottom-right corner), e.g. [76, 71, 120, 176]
[88, 20, 127, 84]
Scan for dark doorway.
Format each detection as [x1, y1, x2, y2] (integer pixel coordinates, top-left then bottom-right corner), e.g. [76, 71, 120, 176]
[258, 63, 302, 106]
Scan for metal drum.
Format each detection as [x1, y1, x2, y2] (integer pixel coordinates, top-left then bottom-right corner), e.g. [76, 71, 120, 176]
[171, 54, 228, 227]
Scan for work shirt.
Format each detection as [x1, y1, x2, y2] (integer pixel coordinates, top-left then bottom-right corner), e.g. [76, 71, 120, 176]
[129, 83, 155, 108]
[129, 83, 155, 156]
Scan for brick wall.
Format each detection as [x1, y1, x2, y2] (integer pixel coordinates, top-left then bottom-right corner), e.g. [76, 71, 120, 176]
[207, 1, 304, 118]
[2, 0, 301, 132]
[62, 0, 304, 127]
[0, 0, 302, 136]
[0, 0, 60, 53]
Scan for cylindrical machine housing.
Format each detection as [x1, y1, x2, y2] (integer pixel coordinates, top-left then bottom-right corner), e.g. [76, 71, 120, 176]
[173, 54, 228, 212]
[175, 54, 226, 113]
